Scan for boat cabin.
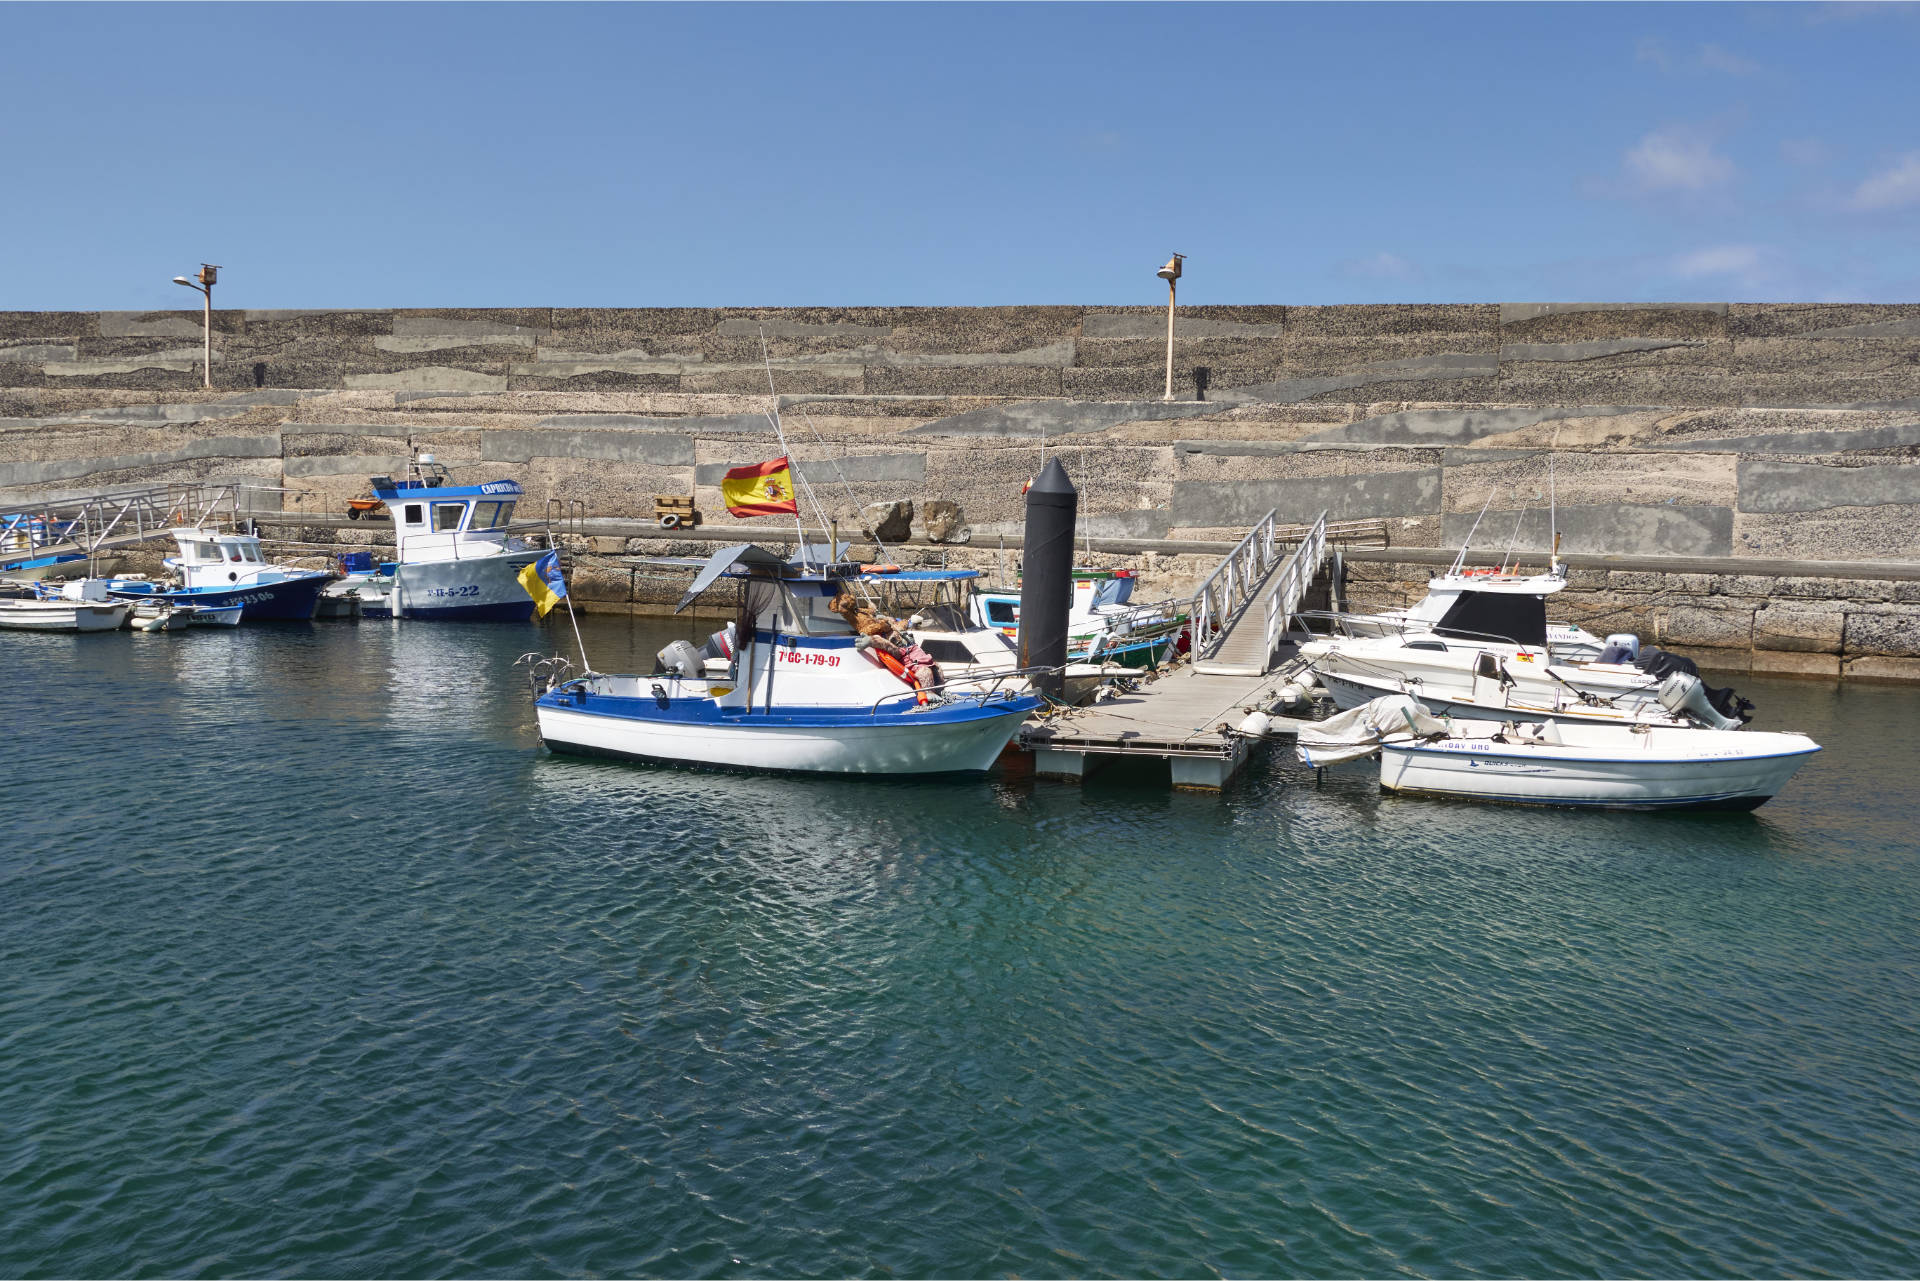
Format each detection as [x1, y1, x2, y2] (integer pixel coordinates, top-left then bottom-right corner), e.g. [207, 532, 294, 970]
[370, 457, 522, 565]
[166, 529, 291, 589]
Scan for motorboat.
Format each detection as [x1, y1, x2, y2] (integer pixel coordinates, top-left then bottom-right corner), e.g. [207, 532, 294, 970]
[1297, 695, 1819, 811]
[125, 529, 330, 621]
[534, 545, 1042, 776]
[1307, 562, 1617, 661]
[0, 579, 132, 632]
[856, 566, 1132, 705]
[129, 599, 244, 630]
[971, 569, 1186, 669]
[1300, 580, 1754, 730]
[358, 454, 546, 621]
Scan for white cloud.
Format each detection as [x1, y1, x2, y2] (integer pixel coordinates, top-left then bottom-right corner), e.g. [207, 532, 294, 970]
[1698, 43, 1761, 75]
[1671, 245, 1762, 278]
[1634, 36, 1672, 71]
[1624, 125, 1736, 193]
[1847, 151, 1920, 210]
[1339, 251, 1417, 280]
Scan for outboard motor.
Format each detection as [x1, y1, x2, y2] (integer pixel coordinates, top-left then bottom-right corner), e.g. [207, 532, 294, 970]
[656, 639, 703, 679]
[1597, 632, 1641, 664]
[1656, 672, 1745, 731]
[1637, 648, 1755, 726]
[701, 621, 737, 662]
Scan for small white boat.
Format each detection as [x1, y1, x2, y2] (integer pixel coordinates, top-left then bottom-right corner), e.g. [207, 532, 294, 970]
[971, 569, 1186, 670]
[130, 599, 244, 630]
[0, 579, 132, 632]
[1298, 695, 1820, 811]
[535, 545, 1042, 776]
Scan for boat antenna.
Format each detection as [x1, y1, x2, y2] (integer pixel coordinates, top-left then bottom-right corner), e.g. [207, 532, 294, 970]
[1547, 428, 1561, 575]
[759, 330, 837, 564]
[1500, 495, 1532, 574]
[1450, 487, 1496, 577]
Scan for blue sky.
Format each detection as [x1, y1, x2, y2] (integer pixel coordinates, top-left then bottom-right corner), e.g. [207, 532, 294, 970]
[4, 2, 1918, 309]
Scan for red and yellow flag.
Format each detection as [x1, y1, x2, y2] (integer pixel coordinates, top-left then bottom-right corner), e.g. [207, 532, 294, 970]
[720, 456, 799, 517]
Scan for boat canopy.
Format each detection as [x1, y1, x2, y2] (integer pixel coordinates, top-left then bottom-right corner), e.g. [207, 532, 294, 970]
[1432, 589, 1549, 648]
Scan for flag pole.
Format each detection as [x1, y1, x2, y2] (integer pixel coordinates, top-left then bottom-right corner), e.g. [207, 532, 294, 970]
[760, 330, 825, 565]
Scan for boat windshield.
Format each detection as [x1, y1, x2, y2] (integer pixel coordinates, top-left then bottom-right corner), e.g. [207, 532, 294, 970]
[469, 501, 515, 530]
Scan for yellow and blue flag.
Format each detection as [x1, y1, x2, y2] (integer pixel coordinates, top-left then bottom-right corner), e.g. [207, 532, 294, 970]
[517, 549, 567, 617]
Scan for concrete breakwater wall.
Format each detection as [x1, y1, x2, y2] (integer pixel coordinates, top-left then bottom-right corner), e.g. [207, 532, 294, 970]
[4, 302, 1918, 675]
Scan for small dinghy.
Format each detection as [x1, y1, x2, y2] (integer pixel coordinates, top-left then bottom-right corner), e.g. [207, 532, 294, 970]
[0, 579, 133, 632]
[130, 599, 244, 630]
[1298, 695, 1820, 812]
[532, 544, 1043, 777]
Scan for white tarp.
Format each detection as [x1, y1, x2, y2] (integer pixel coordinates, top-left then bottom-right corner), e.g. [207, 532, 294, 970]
[1296, 695, 1449, 767]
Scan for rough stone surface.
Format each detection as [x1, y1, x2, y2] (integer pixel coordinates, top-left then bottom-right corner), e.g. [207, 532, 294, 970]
[923, 499, 968, 543]
[863, 500, 914, 543]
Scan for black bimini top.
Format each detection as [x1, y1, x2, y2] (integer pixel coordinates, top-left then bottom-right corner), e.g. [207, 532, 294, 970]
[1432, 590, 1548, 648]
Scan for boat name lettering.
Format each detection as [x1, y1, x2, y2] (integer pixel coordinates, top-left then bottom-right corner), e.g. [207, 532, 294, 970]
[427, 585, 483, 598]
[776, 649, 841, 668]
[480, 482, 522, 495]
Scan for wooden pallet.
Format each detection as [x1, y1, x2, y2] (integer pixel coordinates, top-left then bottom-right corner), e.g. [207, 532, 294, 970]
[652, 495, 703, 529]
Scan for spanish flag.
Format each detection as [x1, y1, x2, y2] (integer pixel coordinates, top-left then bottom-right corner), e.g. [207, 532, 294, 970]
[517, 549, 567, 617]
[720, 456, 799, 518]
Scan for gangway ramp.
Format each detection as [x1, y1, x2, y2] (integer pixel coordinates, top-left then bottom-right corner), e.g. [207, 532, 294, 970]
[1190, 510, 1327, 676]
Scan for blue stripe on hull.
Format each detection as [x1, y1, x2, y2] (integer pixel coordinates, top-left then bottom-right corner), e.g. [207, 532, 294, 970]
[404, 600, 536, 622]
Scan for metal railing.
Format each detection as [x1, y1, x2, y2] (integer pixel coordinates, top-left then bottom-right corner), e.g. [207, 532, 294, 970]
[1, 481, 253, 566]
[1188, 508, 1281, 660]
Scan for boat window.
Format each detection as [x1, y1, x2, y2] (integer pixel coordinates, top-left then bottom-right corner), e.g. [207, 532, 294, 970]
[190, 542, 219, 561]
[986, 600, 1016, 624]
[403, 504, 424, 525]
[495, 501, 515, 526]
[470, 501, 501, 529]
[240, 544, 262, 563]
[432, 503, 466, 532]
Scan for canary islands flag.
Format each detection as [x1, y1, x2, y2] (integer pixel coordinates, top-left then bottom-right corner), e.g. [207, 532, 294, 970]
[720, 456, 799, 518]
[517, 549, 567, 617]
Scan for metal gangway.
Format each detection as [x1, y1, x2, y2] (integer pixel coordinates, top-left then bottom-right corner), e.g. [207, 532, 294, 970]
[1, 480, 255, 570]
[1020, 509, 1331, 790]
[1189, 508, 1328, 676]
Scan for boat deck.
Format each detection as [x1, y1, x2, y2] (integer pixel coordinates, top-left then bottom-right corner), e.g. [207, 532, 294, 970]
[1020, 649, 1314, 790]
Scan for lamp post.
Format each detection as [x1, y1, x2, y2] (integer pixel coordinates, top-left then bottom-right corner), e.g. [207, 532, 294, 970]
[171, 263, 220, 388]
[1156, 253, 1184, 401]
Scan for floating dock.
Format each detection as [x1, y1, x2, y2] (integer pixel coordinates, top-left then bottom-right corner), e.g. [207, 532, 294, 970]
[1021, 510, 1329, 790]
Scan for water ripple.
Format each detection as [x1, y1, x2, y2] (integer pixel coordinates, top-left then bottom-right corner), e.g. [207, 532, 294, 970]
[2, 619, 1917, 1277]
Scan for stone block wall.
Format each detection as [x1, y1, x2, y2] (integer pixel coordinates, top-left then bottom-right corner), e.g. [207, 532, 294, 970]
[3, 302, 1918, 568]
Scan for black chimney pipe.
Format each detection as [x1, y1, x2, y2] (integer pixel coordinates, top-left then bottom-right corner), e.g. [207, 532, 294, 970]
[1018, 458, 1078, 700]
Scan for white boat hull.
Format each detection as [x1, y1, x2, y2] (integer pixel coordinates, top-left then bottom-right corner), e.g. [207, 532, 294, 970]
[537, 700, 1032, 776]
[1379, 730, 1819, 811]
[391, 551, 541, 621]
[1316, 667, 1685, 728]
[0, 599, 132, 632]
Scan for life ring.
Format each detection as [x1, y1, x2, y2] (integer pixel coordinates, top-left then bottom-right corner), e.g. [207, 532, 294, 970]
[658, 513, 682, 529]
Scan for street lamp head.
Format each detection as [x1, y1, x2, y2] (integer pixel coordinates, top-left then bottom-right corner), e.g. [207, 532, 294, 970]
[1156, 253, 1185, 283]
[172, 276, 196, 287]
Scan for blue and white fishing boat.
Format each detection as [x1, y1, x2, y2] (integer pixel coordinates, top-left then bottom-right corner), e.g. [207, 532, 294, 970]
[130, 529, 330, 621]
[533, 545, 1042, 776]
[329, 454, 544, 622]
[971, 569, 1186, 669]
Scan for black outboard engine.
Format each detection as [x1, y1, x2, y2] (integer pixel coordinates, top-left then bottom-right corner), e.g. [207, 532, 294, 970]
[1636, 647, 1755, 725]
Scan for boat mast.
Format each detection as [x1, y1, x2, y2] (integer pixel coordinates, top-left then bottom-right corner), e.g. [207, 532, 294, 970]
[1450, 488, 1496, 577]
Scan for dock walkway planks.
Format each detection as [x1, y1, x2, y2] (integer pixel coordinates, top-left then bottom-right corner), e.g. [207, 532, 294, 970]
[1021, 652, 1311, 790]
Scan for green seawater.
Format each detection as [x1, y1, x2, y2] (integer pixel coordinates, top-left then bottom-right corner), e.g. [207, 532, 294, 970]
[4, 614, 1917, 1279]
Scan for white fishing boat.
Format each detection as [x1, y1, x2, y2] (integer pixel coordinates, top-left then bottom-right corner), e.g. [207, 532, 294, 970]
[129, 599, 244, 630]
[353, 454, 547, 621]
[1298, 695, 1820, 811]
[534, 545, 1042, 776]
[0, 579, 132, 632]
[125, 529, 331, 621]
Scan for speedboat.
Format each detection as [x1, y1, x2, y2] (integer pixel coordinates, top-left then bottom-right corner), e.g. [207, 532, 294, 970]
[1301, 578, 1754, 730]
[1298, 695, 1819, 812]
[352, 453, 545, 621]
[534, 545, 1042, 776]
[971, 568, 1186, 669]
[1308, 562, 1617, 661]
[128, 529, 330, 621]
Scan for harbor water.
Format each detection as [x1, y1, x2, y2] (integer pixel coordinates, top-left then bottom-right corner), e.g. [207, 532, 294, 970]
[4, 614, 1917, 1278]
